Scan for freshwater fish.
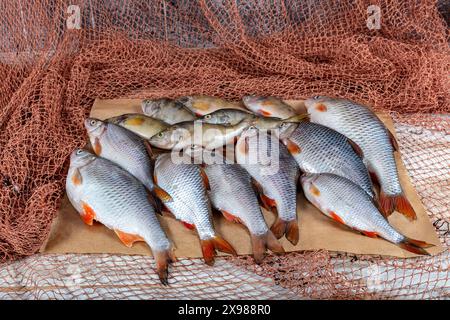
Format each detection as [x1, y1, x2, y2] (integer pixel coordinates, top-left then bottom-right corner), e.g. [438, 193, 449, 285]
[198, 109, 256, 126]
[106, 113, 169, 139]
[235, 127, 300, 245]
[304, 96, 416, 220]
[84, 118, 172, 204]
[301, 173, 433, 255]
[204, 163, 285, 263]
[154, 153, 236, 265]
[177, 95, 248, 116]
[66, 149, 175, 284]
[274, 120, 375, 199]
[242, 96, 297, 119]
[142, 98, 196, 124]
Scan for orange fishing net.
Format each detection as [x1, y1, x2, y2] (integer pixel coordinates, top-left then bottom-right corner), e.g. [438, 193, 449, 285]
[0, 0, 448, 299]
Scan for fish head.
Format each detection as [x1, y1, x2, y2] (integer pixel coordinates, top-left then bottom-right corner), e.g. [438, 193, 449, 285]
[149, 126, 190, 150]
[84, 118, 107, 139]
[70, 148, 96, 168]
[142, 98, 169, 117]
[198, 110, 231, 125]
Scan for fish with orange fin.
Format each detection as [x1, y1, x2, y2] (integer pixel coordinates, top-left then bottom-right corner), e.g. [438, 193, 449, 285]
[301, 173, 434, 255]
[154, 153, 236, 265]
[106, 113, 169, 139]
[177, 95, 248, 116]
[235, 127, 300, 245]
[305, 96, 416, 220]
[84, 118, 172, 208]
[66, 149, 175, 285]
[204, 161, 285, 263]
[242, 96, 297, 119]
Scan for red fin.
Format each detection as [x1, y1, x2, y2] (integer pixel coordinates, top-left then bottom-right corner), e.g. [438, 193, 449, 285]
[213, 235, 237, 256]
[200, 168, 210, 190]
[258, 109, 272, 116]
[80, 202, 96, 226]
[310, 185, 320, 196]
[94, 137, 102, 155]
[221, 210, 242, 224]
[153, 186, 173, 203]
[398, 238, 434, 256]
[379, 191, 417, 221]
[270, 217, 286, 239]
[361, 231, 378, 238]
[286, 220, 299, 245]
[71, 169, 82, 186]
[114, 229, 145, 248]
[251, 231, 285, 264]
[285, 139, 301, 154]
[347, 138, 363, 158]
[368, 169, 380, 186]
[329, 211, 345, 225]
[154, 249, 176, 285]
[200, 239, 216, 266]
[182, 221, 196, 230]
[388, 130, 399, 151]
[143, 140, 154, 159]
[260, 194, 277, 212]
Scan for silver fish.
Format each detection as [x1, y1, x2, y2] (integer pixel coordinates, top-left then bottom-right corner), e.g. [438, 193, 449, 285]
[177, 95, 248, 116]
[242, 96, 297, 119]
[275, 120, 375, 199]
[142, 98, 196, 124]
[154, 153, 236, 265]
[106, 113, 169, 139]
[301, 173, 433, 255]
[198, 109, 256, 126]
[204, 163, 285, 263]
[66, 149, 175, 284]
[304, 96, 416, 220]
[235, 127, 300, 245]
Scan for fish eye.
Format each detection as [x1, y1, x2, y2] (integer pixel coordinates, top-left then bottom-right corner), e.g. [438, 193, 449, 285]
[204, 114, 211, 119]
[90, 119, 97, 126]
[249, 125, 256, 130]
[157, 132, 164, 138]
[76, 149, 84, 155]
[312, 95, 321, 100]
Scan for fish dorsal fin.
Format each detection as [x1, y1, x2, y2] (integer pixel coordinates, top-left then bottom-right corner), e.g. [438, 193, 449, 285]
[200, 167, 210, 190]
[347, 138, 364, 158]
[387, 129, 399, 151]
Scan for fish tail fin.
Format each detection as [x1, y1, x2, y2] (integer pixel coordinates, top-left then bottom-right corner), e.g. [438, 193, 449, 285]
[270, 217, 299, 245]
[379, 191, 417, 221]
[251, 231, 285, 264]
[398, 237, 434, 256]
[200, 236, 237, 266]
[154, 249, 176, 286]
[212, 235, 237, 256]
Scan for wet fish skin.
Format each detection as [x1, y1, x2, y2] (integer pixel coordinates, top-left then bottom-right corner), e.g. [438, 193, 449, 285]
[204, 162, 285, 263]
[142, 98, 196, 124]
[154, 153, 236, 265]
[275, 120, 375, 199]
[242, 95, 297, 119]
[177, 95, 248, 116]
[235, 128, 300, 245]
[198, 109, 256, 126]
[304, 95, 416, 220]
[301, 173, 433, 255]
[106, 113, 169, 139]
[66, 149, 175, 284]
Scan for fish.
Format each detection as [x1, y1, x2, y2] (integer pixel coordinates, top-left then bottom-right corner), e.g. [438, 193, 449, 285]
[142, 98, 196, 124]
[66, 149, 175, 284]
[177, 95, 248, 116]
[106, 113, 169, 139]
[274, 120, 375, 199]
[235, 127, 300, 245]
[84, 118, 172, 205]
[242, 96, 297, 119]
[304, 96, 416, 220]
[149, 118, 253, 151]
[301, 173, 434, 255]
[154, 153, 236, 265]
[204, 162, 285, 263]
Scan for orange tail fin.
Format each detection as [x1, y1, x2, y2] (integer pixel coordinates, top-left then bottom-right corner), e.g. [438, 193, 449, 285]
[270, 218, 299, 245]
[200, 236, 237, 266]
[251, 231, 285, 264]
[398, 237, 434, 256]
[154, 249, 177, 286]
[379, 191, 417, 221]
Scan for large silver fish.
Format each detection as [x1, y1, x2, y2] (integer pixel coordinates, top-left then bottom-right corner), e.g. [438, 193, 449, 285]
[66, 149, 175, 284]
[304, 96, 416, 220]
[242, 96, 297, 119]
[204, 163, 285, 263]
[84, 118, 172, 204]
[106, 113, 169, 139]
[301, 173, 433, 255]
[274, 120, 375, 199]
[235, 127, 300, 245]
[142, 98, 196, 124]
[154, 153, 236, 265]
[177, 95, 248, 116]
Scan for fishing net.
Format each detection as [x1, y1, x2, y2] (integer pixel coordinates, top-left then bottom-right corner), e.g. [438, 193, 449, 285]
[0, 0, 448, 299]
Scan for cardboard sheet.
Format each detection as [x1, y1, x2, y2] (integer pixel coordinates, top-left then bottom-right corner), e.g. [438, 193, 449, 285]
[43, 99, 444, 258]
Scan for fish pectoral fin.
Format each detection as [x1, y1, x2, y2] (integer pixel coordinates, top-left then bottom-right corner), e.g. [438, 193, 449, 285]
[284, 139, 301, 154]
[94, 137, 102, 155]
[388, 129, 399, 151]
[71, 169, 83, 186]
[221, 210, 243, 224]
[347, 138, 364, 158]
[80, 202, 96, 226]
[114, 229, 145, 248]
[251, 231, 285, 264]
[152, 185, 173, 203]
[199, 167, 210, 190]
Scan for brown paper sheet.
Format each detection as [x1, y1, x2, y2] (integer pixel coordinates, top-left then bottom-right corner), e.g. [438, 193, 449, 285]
[43, 99, 444, 258]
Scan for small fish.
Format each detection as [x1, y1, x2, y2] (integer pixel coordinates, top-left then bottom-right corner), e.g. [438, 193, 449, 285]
[235, 127, 300, 245]
[242, 96, 297, 119]
[204, 163, 285, 263]
[274, 120, 375, 199]
[301, 173, 434, 255]
[142, 98, 196, 124]
[106, 113, 169, 139]
[177, 95, 248, 116]
[304, 96, 416, 220]
[84, 118, 172, 204]
[149, 118, 252, 151]
[66, 149, 175, 284]
[154, 153, 236, 265]
[198, 109, 256, 126]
